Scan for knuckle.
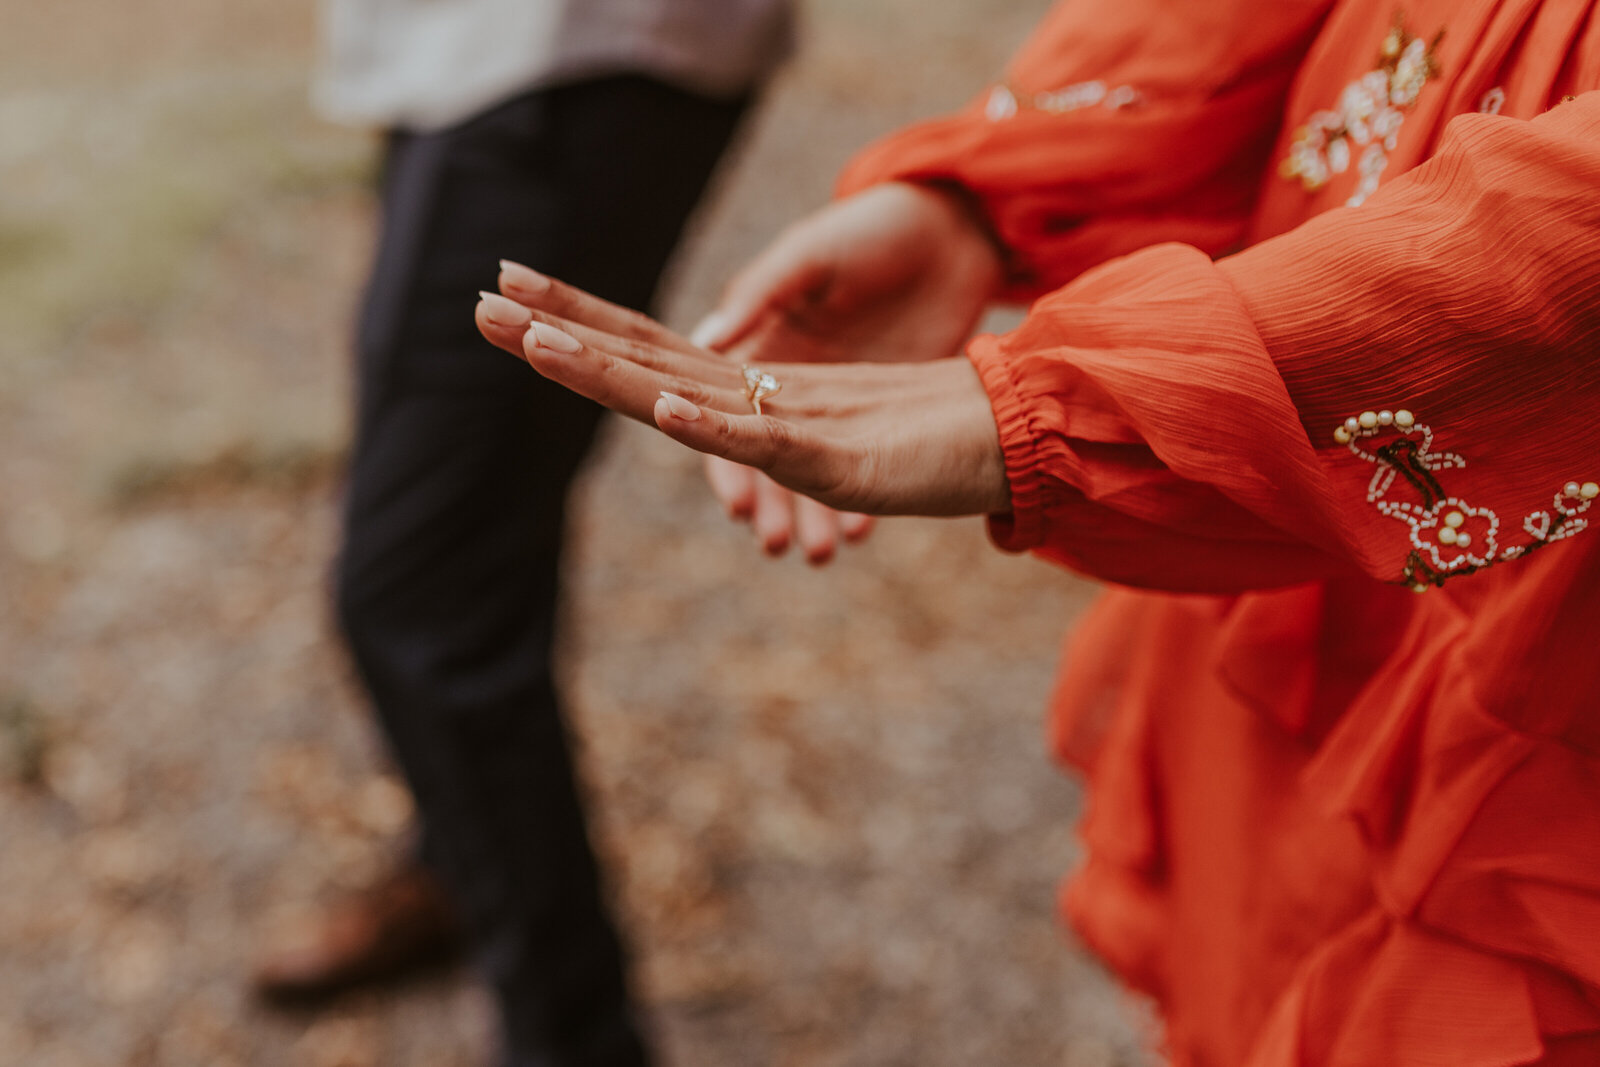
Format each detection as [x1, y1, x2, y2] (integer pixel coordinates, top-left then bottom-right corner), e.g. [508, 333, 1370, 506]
[664, 376, 714, 407]
[760, 415, 799, 457]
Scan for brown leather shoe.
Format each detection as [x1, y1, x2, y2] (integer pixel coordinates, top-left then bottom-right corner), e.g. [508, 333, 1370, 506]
[252, 864, 461, 1004]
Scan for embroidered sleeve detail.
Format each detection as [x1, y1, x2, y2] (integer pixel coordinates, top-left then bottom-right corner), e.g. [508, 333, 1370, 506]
[984, 80, 1142, 122]
[1280, 12, 1443, 206]
[1332, 408, 1598, 591]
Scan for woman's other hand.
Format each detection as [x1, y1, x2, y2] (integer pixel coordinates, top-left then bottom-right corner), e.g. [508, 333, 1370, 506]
[689, 180, 1004, 364]
[702, 454, 875, 564]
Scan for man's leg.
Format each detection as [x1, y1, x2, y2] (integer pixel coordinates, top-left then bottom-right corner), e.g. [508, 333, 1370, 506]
[331, 78, 748, 1066]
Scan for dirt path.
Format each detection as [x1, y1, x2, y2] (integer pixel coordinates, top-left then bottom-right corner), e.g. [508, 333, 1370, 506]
[0, 2, 1155, 1063]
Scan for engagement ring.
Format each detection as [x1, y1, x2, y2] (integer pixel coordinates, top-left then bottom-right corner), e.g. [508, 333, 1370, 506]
[741, 365, 782, 415]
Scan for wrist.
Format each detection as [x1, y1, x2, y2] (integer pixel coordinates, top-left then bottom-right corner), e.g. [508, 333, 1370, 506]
[896, 180, 1008, 294]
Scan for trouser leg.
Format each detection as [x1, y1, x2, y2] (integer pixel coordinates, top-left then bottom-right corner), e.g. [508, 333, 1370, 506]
[333, 77, 748, 1067]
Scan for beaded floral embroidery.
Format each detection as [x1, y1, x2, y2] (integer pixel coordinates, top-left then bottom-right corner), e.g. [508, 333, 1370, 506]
[1332, 408, 1598, 591]
[984, 80, 1141, 121]
[1281, 13, 1442, 206]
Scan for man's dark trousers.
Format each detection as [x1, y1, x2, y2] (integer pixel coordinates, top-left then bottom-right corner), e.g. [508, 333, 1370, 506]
[334, 76, 747, 1067]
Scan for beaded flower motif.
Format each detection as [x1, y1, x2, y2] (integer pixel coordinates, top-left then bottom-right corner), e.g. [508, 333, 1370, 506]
[1281, 13, 1443, 206]
[1332, 408, 1598, 591]
[984, 79, 1141, 122]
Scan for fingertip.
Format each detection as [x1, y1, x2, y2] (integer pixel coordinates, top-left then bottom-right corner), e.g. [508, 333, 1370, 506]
[526, 321, 583, 355]
[704, 459, 757, 519]
[476, 302, 528, 357]
[751, 478, 796, 558]
[718, 474, 757, 519]
[478, 290, 532, 328]
[793, 497, 841, 565]
[658, 391, 702, 422]
[655, 398, 723, 462]
[652, 396, 685, 435]
[840, 513, 876, 542]
[803, 542, 837, 567]
[498, 259, 551, 297]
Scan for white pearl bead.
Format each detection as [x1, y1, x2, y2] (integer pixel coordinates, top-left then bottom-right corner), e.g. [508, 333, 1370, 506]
[1378, 410, 1394, 426]
[1344, 417, 1361, 435]
[1582, 482, 1599, 500]
[1564, 481, 1582, 498]
[1438, 527, 1459, 545]
[1444, 511, 1465, 528]
[1358, 411, 1378, 429]
[1333, 427, 1352, 444]
[1394, 409, 1415, 430]
[1456, 532, 1472, 548]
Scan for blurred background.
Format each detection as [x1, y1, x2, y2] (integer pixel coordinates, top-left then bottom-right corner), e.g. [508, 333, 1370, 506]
[0, 0, 1153, 1063]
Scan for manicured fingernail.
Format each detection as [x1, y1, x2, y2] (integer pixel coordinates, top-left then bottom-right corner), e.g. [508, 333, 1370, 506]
[527, 321, 583, 354]
[478, 291, 532, 327]
[689, 311, 729, 349]
[499, 259, 551, 293]
[659, 391, 701, 421]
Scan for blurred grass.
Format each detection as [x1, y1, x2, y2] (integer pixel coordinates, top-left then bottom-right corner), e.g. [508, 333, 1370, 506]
[0, 66, 374, 511]
[103, 438, 343, 507]
[0, 71, 374, 368]
[0, 691, 49, 786]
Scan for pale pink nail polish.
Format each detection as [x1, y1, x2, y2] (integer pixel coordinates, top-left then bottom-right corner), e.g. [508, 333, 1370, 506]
[528, 321, 583, 354]
[499, 259, 551, 294]
[478, 291, 532, 327]
[659, 392, 702, 421]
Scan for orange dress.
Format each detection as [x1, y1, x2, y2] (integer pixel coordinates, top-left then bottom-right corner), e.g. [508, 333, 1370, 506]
[840, 2, 1600, 1064]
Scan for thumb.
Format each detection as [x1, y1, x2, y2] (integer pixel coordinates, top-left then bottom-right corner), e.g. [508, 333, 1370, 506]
[691, 236, 834, 351]
[689, 309, 736, 350]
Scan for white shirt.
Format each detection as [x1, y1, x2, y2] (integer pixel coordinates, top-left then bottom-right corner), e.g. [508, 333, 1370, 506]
[315, 0, 794, 131]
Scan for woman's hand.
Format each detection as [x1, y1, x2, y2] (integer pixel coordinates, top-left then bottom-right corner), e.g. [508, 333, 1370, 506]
[475, 277, 1010, 519]
[685, 180, 1005, 557]
[498, 260, 878, 562]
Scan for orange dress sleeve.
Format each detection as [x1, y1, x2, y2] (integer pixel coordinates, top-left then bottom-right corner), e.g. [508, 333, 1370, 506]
[835, 0, 1336, 299]
[965, 93, 1600, 1067]
[965, 93, 1600, 595]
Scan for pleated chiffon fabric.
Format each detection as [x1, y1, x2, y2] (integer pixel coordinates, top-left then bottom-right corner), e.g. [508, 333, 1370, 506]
[842, 1, 1600, 1064]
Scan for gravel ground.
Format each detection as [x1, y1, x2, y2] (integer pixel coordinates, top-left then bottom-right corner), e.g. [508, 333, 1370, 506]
[0, 2, 1158, 1064]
